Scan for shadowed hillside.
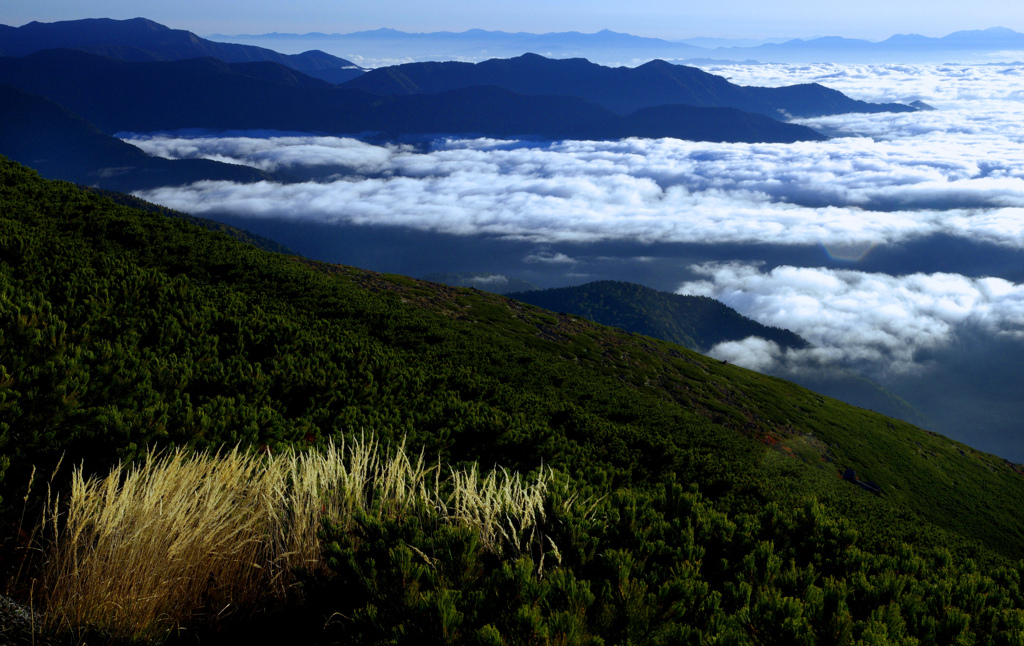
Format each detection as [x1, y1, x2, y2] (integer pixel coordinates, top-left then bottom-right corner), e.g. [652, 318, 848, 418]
[508, 280, 932, 430]
[0, 82, 285, 191]
[343, 53, 917, 118]
[0, 17, 365, 84]
[0, 49, 826, 143]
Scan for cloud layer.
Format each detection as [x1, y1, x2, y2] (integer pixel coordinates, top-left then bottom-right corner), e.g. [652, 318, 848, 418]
[678, 262, 1024, 375]
[696, 62, 1024, 107]
[128, 126, 1024, 251]
[125, 65, 1024, 252]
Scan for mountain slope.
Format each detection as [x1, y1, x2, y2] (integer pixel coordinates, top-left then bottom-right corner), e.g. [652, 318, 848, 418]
[2, 154, 1022, 553]
[0, 17, 365, 83]
[3, 157, 1024, 643]
[508, 280, 931, 427]
[0, 49, 826, 143]
[508, 280, 808, 352]
[342, 53, 916, 118]
[0, 82, 284, 191]
[81, 187, 296, 255]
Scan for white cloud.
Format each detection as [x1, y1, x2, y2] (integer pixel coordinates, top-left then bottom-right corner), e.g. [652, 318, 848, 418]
[694, 62, 1024, 108]
[524, 251, 577, 264]
[679, 263, 1024, 376]
[130, 128, 1024, 250]
[707, 337, 783, 372]
[122, 65, 1024, 372]
[466, 274, 509, 287]
[123, 63, 1024, 252]
[122, 131, 400, 172]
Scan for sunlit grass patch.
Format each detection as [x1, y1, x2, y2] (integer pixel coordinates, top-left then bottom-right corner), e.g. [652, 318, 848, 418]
[32, 435, 550, 643]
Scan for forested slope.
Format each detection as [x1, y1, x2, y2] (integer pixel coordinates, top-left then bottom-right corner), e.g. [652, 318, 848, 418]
[2, 157, 1024, 644]
[507, 280, 930, 428]
[508, 280, 808, 352]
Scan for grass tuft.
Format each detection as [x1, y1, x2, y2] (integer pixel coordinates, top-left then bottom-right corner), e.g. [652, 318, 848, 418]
[31, 435, 550, 642]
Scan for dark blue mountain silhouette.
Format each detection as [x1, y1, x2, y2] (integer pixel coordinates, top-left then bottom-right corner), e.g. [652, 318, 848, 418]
[0, 17, 364, 83]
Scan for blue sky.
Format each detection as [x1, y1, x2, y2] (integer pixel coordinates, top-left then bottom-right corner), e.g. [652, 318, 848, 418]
[5, 0, 1022, 40]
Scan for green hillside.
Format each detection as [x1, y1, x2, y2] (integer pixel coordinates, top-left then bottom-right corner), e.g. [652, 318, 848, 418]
[2, 156, 1024, 644]
[506, 281, 931, 427]
[80, 186, 296, 255]
[507, 280, 808, 352]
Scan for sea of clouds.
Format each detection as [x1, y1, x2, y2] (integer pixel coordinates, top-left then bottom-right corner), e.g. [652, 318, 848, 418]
[681, 262, 1024, 375]
[129, 126, 1024, 248]
[126, 63, 1024, 457]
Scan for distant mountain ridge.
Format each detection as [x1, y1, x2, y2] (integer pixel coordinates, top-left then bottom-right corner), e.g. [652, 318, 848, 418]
[212, 25, 1024, 65]
[343, 53, 914, 118]
[0, 17, 365, 83]
[0, 17, 916, 122]
[740, 26, 1024, 63]
[211, 26, 707, 64]
[507, 280, 809, 353]
[0, 17, 921, 151]
[0, 49, 827, 144]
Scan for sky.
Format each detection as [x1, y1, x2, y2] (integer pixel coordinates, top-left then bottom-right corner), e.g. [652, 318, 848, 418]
[4, 0, 1023, 41]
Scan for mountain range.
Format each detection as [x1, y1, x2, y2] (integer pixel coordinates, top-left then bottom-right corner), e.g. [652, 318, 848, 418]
[344, 53, 913, 118]
[0, 17, 365, 83]
[0, 18, 929, 189]
[212, 25, 1024, 66]
[0, 49, 826, 153]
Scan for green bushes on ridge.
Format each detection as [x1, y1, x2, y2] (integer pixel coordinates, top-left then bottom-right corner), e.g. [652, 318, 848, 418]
[1, 155, 1024, 644]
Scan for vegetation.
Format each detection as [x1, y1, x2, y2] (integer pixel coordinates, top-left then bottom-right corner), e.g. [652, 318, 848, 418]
[505, 281, 930, 426]
[80, 187, 296, 255]
[1, 156, 1024, 644]
[506, 280, 808, 353]
[33, 436, 549, 642]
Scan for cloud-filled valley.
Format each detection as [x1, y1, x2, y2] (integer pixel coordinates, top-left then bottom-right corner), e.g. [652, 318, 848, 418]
[130, 123, 1024, 249]
[700, 63, 1024, 107]
[679, 262, 1024, 374]
[126, 62, 1024, 459]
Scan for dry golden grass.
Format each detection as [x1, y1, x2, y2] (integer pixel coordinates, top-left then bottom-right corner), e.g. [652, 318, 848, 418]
[33, 435, 550, 643]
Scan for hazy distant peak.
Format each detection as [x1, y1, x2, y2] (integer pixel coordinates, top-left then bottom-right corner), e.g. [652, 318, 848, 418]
[950, 26, 1021, 36]
[202, 24, 1024, 67]
[941, 26, 1024, 42]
